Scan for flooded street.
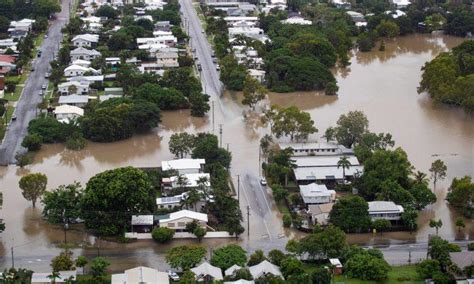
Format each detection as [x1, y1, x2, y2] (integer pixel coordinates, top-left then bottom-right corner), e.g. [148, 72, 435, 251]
[0, 33, 472, 271]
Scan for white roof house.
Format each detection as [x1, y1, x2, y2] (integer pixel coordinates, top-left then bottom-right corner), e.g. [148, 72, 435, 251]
[384, 9, 406, 18]
[191, 262, 223, 281]
[72, 34, 99, 47]
[248, 260, 283, 279]
[158, 210, 208, 230]
[72, 59, 91, 67]
[248, 69, 265, 83]
[54, 105, 84, 116]
[136, 36, 177, 47]
[279, 142, 353, 156]
[368, 201, 404, 221]
[224, 280, 255, 284]
[161, 158, 206, 174]
[131, 215, 154, 225]
[308, 203, 334, 225]
[64, 65, 99, 77]
[70, 47, 101, 61]
[156, 194, 185, 209]
[169, 173, 211, 188]
[58, 94, 89, 107]
[293, 155, 363, 182]
[58, 81, 90, 95]
[225, 264, 242, 276]
[347, 11, 365, 22]
[300, 183, 336, 205]
[329, 258, 343, 268]
[31, 271, 76, 283]
[111, 266, 169, 284]
[228, 27, 268, 42]
[281, 16, 312, 25]
[391, 0, 411, 8]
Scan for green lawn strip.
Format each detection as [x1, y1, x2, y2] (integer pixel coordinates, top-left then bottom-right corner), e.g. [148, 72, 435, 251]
[331, 265, 422, 284]
[5, 106, 15, 122]
[275, 199, 290, 214]
[3, 86, 23, 101]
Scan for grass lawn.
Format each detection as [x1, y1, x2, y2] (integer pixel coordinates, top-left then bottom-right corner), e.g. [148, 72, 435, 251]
[3, 87, 22, 101]
[332, 265, 422, 284]
[276, 199, 290, 214]
[4, 106, 14, 123]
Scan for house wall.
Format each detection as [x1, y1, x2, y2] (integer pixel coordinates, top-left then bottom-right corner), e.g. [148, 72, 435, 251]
[302, 195, 332, 204]
[160, 217, 206, 231]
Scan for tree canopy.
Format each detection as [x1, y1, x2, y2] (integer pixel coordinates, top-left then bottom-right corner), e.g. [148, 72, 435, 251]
[211, 244, 248, 270]
[166, 245, 207, 270]
[19, 173, 48, 208]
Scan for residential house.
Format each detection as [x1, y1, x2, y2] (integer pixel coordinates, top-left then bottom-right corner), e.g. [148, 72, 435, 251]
[64, 65, 99, 77]
[225, 265, 243, 277]
[70, 47, 101, 61]
[248, 260, 283, 280]
[71, 34, 99, 47]
[390, 0, 411, 8]
[156, 194, 185, 209]
[155, 21, 171, 32]
[162, 173, 211, 191]
[8, 19, 35, 37]
[131, 215, 154, 233]
[223, 16, 259, 26]
[9, 29, 28, 40]
[104, 87, 123, 96]
[308, 203, 333, 225]
[279, 141, 354, 157]
[368, 201, 404, 221]
[300, 183, 336, 205]
[105, 57, 121, 68]
[111, 266, 169, 284]
[53, 105, 84, 123]
[0, 39, 18, 50]
[224, 280, 255, 284]
[85, 22, 103, 33]
[137, 36, 177, 47]
[0, 55, 16, 75]
[331, 0, 351, 9]
[385, 9, 406, 19]
[71, 59, 91, 67]
[152, 30, 173, 37]
[58, 81, 90, 95]
[31, 271, 76, 283]
[156, 51, 179, 68]
[67, 75, 104, 84]
[292, 155, 363, 185]
[191, 262, 224, 282]
[158, 210, 208, 231]
[161, 158, 206, 175]
[281, 16, 312, 25]
[347, 11, 365, 23]
[58, 94, 89, 107]
[228, 27, 269, 42]
[134, 15, 154, 22]
[137, 62, 165, 75]
[99, 94, 122, 102]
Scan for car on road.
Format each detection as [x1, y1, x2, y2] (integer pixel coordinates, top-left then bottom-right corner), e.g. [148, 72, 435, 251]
[168, 271, 179, 281]
[45, 35, 48, 39]
[192, 48, 196, 53]
[44, 72, 50, 78]
[197, 63, 202, 71]
[216, 64, 220, 71]
[260, 177, 267, 186]
[11, 115, 16, 121]
[211, 51, 215, 57]
[31, 67, 35, 72]
[37, 51, 42, 57]
[38, 90, 44, 96]
[42, 84, 47, 90]
[212, 58, 217, 64]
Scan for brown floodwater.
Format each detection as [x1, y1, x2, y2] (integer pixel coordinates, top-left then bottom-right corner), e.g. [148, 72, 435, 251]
[0, 33, 472, 272]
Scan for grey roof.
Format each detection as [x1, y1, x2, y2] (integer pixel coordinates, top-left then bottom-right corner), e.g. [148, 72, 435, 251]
[449, 252, 474, 269]
[248, 260, 282, 279]
[58, 95, 89, 104]
[191, 262, 223, 281]
[71, 47, 100, 56]
[368, 201, 404, 214]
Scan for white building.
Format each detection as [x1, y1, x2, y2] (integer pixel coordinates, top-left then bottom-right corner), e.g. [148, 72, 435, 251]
[67, 75, 104, 84]
[161, 158, 206, 175]
[58, 94, 89, 107]
[158, 210, 208, 231]
[191, 262, 224, 281]
[70, 47, 101, 61]
[58, 81, 90, 95]
[281, 16, 312, 25]
[292, 155, 363, 184]
[165, 173, 211, 189]
[368, 201, 404, 221]
[136, 36, 177, 47]
[228, 27, 269, 42]
[72, 59, 91, 67]
[223, 16, 259, 26]
[308, 203, 333, 225]
[156, 51, 179, 68]
[300, 183, 336, 204]
[248, 69, 265, 83]
[71, 34, 99, 47]
[64, 65, 99, 77]
[248, 260, 283, 280]
[156, 194, 185, 209]
[390, 0, 411, 8]
[279, 142, 353, 156]
[111, 266, 169, 284]
[54, 105, 84, 123]
[385, 9, 406, 19]
[9, 19, 35, 32]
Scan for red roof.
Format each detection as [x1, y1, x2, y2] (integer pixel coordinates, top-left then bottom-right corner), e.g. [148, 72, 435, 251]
[0, 55, 15, 64]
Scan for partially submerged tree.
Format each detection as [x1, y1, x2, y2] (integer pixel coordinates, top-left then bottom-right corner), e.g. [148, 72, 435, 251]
[19, 173, 48, 207]
[429, 159, 447, 188]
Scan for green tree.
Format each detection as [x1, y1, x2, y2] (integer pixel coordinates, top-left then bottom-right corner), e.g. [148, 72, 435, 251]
[90, 257, 109, 278]
[268, 249, 286, 266]
[169, 132, 195, 158]
[417, 259, 441, 279]
[325, 81, 339, 96]
[271, 184, 288, 202]
[166, 245, 206, 270]
[247, 250, 267, 266]
[152, 227, 175, 243]
[428, 236, 461, 269]
[409, 182, 436, 210]
[266, 106, 318, 141]
[180, 270, 196, 283]
[333, 111, 369, 148]
[345, 250, 390, 281]
[429, 159, 447, 188]
[189, 92, 210, 117]
[311, 267, 331, 284]
[295, 225, 347, 259]
[372, 219, 391, 234]
[75, 256, 88, 274]
[429, 219, 443, 235]
[19, 173, 48, 208]
[161, 68, 202, 97]
[282, 214, 292, 228]
[329, 196, 371, 233]
[376, 20, 400, 37]
[455, 217, 465, 232]
[192, 133, 232, 169]
[280, 257, 304, 279]
[80, 167, 155, 235]
[401, 205, 418, 232]
[211, 244, 247, 270]
[51, 251, 75, 272]
[447, 176, 474, 218]
[42, 182, 83, 224]
[21, 134, 43, 151]
[337, 156, 351, 182]
[242, 75, 268, 110]
[193, 226, 207, 242]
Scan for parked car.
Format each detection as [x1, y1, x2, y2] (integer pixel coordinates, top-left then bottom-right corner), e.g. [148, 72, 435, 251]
[168, 271, 180, 281]
[11, 115, 16, 121]
[42, 84, 47, 90]
[260, 177, 267, 186]
[44, 72, 50, 78]
[212, 58, 217, 64]
[216, 64, 220, 71]
[37, 51, 42, 57]
[38, 90, 43, 96]
[197, 63, 202, 71]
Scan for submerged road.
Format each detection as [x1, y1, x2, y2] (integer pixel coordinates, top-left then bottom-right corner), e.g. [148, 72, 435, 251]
[179, 0, 287, 245]
[0, 0, 72, 165]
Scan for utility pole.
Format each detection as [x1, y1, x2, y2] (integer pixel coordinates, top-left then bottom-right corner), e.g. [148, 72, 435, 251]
[10, 241, 14, 269]
[237, 174, 240, 201]
[219, 124, 223, 147]
[226, 143, 229, 152]
[247, 205, 250, 237]
[212, 101, 215, 134]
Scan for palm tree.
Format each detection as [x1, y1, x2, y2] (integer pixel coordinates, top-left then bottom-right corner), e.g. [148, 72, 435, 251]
[337, 156, 351, 183]
[184, 188, 201, 211]
[413, 171, 429, 185]
[48, 271, 60, 284]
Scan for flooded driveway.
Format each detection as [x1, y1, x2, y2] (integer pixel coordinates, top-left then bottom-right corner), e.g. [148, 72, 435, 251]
[0, 34, 472, 272]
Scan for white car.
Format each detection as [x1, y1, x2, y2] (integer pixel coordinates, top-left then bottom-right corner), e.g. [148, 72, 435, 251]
[260, 177, 267, 186]
[168, 271, 180, 281]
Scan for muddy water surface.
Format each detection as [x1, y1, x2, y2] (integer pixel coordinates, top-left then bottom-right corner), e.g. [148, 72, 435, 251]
[0, 34, 472, 271]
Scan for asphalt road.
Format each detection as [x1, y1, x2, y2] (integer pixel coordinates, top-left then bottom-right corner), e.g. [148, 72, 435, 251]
[0, 0, 71, 166]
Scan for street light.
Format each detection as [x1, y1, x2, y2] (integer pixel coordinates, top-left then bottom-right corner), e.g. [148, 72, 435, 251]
[64, 222, 69, 248]
[408, 245, 413, 264]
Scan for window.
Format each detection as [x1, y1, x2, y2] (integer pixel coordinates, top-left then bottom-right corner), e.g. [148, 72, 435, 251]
[178, 222, 186, 227]
[168, 223, 175, 227]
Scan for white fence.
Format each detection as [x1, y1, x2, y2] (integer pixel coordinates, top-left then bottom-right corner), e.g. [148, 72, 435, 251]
[125, 231, 233, 240]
